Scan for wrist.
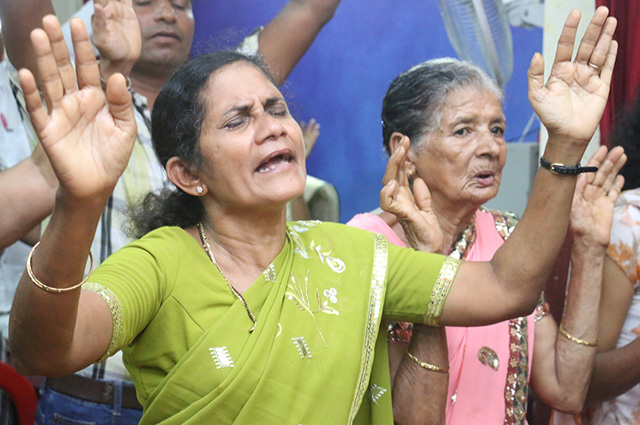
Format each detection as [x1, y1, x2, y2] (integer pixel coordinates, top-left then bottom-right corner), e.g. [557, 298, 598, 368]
[570, 240, 607, 259]
[55, 188, 110, 217]
[542, 136, 589, 165]
[99, 58, 134, 82]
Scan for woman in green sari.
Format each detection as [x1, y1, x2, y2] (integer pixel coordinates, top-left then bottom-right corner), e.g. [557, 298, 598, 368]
[9, 10, 617, 425]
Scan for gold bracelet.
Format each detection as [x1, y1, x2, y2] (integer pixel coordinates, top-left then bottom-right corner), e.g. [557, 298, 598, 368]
[558, 324, 597, 347]
[26, 241, 94, 294]
[406, 352, 449, 373]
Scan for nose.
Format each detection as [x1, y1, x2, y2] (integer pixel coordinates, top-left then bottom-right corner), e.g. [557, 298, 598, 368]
[255, 113, 287, 144]
[155, 0, 178, 22]
[477, 131, 505, 158]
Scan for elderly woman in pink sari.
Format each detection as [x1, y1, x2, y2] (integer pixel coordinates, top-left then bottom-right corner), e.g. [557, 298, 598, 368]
[348, 7, 626, 425]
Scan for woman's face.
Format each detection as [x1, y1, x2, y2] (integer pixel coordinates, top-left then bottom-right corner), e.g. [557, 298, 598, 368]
[410, 86, 507, 213]
[197, 62, 306, 212]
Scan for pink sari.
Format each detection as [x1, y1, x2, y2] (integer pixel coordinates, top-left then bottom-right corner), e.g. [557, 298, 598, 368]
[348, 209, 536, 425]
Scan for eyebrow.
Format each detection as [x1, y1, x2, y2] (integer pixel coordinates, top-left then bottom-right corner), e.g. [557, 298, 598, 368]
[222, 96, 285, 116]
[450, 115, 506, 126]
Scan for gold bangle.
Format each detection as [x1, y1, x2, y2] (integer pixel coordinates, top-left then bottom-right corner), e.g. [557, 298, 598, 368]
[26, 241, 94, 294]
[558, 324, 597, 347]
[406, 351, 449, 373]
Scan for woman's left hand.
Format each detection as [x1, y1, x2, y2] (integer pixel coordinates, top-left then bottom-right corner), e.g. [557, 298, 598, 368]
[380, 137, 444, 254]
[528, 6, 617, 146]
[570, 145, 626, 248]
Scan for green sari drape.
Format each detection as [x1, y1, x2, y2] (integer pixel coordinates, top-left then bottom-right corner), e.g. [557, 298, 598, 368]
[85, 221, 455, 424]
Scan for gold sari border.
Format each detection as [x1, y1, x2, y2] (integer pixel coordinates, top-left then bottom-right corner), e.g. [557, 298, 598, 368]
[424, 256, 460, 326]
[347, 233, 389, 424]
[83, 281, 124, 362]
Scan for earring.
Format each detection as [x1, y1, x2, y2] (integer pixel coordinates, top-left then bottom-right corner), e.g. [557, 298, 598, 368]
[196, 186, 204, 194]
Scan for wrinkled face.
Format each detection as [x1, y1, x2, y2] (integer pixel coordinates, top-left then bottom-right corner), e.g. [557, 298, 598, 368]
[410, 86, 507, 213]
[132, 0, 195, 71]
[197, 62, 306, 212]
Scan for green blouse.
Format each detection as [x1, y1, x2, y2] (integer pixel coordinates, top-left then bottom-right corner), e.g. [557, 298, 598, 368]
[85, 221, 458, 424]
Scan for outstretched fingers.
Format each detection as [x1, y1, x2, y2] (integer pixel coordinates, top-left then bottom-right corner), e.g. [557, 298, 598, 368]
[574, 6, 611, 65]
[70, 18, 101, 90]
[31, 26, 64, 112]
[412, 177, 432, 212]
[382, 137, 410, 186]
[19, 69, 49, 137]
[552, 9, 581, 65]
[381, 137, 411, 215]
[42, 15, 78, 98]
[607, 175, 625, 202]
[596, 146, 626, 203]
[599, 40, 618, 88]
[105, 74, 136, 136]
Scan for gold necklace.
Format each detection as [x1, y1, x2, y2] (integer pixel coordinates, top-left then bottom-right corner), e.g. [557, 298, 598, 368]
[197, 222, 257, 333]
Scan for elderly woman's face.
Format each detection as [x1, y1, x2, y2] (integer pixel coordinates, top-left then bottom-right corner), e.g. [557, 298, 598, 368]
[410, 86, 507, 212]
[197, 62, 306, 211]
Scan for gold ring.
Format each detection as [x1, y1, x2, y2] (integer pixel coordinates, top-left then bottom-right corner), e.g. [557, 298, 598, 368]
[588, 62, 602, 73]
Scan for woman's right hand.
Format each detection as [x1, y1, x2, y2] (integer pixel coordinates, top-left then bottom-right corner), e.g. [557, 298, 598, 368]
[380, 137, 444, 254]
[19, 15, 136, 204]
[92, 0, 141, 79]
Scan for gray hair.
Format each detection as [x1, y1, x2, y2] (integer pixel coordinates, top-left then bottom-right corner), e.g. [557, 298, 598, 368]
[381, 58, 503, 154]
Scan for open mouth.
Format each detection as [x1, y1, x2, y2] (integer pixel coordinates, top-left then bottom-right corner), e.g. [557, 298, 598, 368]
[475, 171, 496, 186]
[256, 152, 294, 173]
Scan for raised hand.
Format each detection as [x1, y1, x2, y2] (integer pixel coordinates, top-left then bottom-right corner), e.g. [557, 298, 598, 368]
[528, 6, 617, 145]
[570, 145, 626, 248]
[19, 16, 136, 202]
[92, 0, 141, 78]
[300, 118, 320, 159]
[380, 136, 443, 254]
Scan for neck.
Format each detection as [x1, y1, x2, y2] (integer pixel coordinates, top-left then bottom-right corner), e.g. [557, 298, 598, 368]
[193, 206, 288, 293]
[431, 201, 477, 255]
[376, 199, 478, 256]
[130, 67, 175, 112]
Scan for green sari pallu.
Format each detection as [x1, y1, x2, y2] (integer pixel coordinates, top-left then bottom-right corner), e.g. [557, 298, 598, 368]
[87, 221, 454, 424]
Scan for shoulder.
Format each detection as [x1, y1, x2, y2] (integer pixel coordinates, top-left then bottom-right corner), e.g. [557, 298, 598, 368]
[115, 226, 197, 262]
[478, 207, 519, 239]
[608, 189, 640, 282]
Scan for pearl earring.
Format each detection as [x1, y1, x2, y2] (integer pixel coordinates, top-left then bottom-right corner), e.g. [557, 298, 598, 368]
[196, 186, 204, 194]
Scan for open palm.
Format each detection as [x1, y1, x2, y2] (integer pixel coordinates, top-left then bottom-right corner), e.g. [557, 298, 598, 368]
[570, 146, 626, 248]
[92, 0, 141, 73]
[20, 16, 136, 201]
[529, 7, 618, 144]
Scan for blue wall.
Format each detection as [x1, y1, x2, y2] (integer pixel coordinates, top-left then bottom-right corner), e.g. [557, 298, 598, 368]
[192, 1, 542, 222]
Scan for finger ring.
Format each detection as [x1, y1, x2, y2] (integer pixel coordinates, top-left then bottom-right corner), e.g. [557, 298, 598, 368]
[588, 62, 602, 73]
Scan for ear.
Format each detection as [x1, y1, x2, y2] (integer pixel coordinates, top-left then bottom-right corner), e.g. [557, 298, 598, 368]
[389, 132, 418, 176]
[388, 132, 405, 154]
[166, 157, 207, 196]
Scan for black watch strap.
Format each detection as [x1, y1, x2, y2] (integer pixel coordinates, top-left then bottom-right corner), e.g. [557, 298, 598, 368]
[539, 156, 598, 175]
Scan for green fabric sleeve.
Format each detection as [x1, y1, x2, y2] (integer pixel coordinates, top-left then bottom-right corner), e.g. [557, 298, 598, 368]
[84, 227, 182, 357]
[384, 243, 460, 325]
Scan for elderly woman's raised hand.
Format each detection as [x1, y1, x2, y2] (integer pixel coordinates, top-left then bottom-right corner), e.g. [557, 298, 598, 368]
[92, 0, 141, 79]
[380, 137, 444, 254]
[19, 16, 136, 203]
[528, 6, 617, 146]
[570, 145, 626, 249]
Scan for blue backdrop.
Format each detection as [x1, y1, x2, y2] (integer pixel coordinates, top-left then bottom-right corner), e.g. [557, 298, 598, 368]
[192, 1, 542, 222]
